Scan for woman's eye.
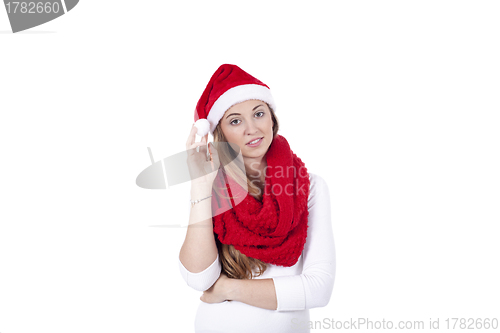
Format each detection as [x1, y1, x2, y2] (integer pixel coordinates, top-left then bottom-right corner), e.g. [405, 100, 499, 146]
[256, 111, 264, 117]
[230, 119, 241, 125]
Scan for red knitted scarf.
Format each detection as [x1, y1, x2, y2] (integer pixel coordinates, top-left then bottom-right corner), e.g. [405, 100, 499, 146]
[211, 135, 310, 267]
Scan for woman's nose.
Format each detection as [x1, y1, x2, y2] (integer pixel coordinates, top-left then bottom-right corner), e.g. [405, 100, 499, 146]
[244, 119, 258, 135]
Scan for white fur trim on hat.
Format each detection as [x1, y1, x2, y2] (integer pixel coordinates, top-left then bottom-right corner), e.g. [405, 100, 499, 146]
[206, 84, 276, 134]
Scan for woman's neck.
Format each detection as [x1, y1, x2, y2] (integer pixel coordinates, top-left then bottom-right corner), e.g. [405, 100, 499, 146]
[244, 157, 267, 180]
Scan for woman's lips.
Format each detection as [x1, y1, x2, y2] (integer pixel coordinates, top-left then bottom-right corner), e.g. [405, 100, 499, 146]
[246, 137, 263, 147]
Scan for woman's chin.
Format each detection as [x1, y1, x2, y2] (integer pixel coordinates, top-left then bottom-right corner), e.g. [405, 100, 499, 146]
[242, 144, 270, 159]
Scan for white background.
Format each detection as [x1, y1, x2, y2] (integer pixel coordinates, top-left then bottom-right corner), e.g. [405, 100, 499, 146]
[1, 1, 499, 332]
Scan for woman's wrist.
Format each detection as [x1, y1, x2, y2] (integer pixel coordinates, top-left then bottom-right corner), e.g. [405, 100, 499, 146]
[224, 276, 240, 301]
[191, 182, 213, 197]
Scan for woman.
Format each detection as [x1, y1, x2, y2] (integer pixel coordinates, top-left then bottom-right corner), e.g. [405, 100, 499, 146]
[178, 64, 336, 333]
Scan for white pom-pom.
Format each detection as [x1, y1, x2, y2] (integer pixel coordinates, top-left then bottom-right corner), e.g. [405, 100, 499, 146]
[194, 119, 210, 137]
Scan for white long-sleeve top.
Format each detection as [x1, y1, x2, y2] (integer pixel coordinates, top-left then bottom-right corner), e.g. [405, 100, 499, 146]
[178, 173, 336, 333]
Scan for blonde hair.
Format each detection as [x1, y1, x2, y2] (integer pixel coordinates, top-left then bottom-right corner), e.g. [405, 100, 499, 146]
[212, 102, 279, 279]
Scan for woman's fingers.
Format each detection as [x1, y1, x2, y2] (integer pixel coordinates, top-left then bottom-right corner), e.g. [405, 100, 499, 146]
[185, 124, 199, 150]
[208, 143, 220, 168]
[207, 142, 215, 159]
[186, 125, 217, 168]
[186, 142, 207, 156]
[188, 142, 207, 149]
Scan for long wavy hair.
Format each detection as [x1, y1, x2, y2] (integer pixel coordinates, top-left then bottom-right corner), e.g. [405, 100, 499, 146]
[212, 102, 279, 279]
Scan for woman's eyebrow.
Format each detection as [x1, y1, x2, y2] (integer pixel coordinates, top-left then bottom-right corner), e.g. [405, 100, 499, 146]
[225, 105, 264, 119]
[225, 113, 240, 119]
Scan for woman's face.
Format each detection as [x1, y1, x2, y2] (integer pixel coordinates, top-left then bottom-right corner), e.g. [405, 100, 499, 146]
[220, 99, 274, 160]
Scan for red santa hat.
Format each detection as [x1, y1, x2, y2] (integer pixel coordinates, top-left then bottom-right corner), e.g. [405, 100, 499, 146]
[194, 64, 276, 137]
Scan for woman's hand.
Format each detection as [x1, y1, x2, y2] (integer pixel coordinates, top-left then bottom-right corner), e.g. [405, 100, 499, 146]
[200, 273, 234, 304]
[185, 124, 220, 187]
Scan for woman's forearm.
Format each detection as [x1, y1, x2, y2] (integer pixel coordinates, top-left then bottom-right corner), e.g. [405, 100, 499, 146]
[227, 278, 277, 310]
[179, 184, 218, 273]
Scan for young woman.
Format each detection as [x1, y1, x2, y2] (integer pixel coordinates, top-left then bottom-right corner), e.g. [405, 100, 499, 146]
[178, 64, 336, 333]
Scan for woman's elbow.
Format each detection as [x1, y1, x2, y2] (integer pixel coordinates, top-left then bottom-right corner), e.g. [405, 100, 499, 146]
[319, 277, 334, 307]
[188, 277, 219, 292]
[182, 270, 221, 292]
[178, 257, 222, 292]
[302, 271, 335, 308]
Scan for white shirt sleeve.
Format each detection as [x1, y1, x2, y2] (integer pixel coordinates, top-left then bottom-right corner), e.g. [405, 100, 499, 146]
[272, 173, 336, 311]
[178, 253, 222, 292]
